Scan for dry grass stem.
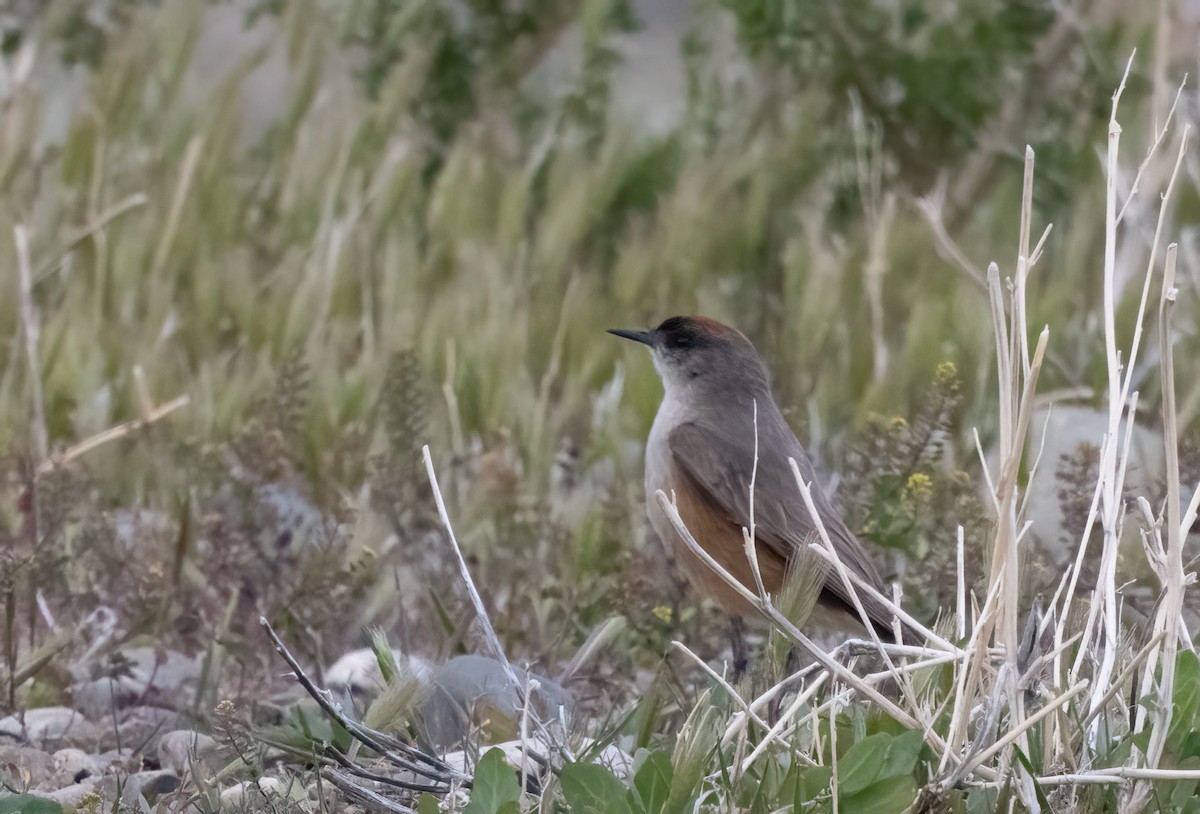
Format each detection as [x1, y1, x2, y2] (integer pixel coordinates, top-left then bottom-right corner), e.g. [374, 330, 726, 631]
[422, 445, 522, 691]
[15, 224, 46, 462]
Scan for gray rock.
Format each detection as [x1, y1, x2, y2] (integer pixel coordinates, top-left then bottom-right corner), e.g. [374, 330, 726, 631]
[120, 646, 202, 699]
[0, 744, 56, 788]
[0, 707, 101, 749]
[417, 655, 572, 749]
[157, 729, 221, 776]
[1017, 406, 1165, 558]
[70, 675, 142, 720]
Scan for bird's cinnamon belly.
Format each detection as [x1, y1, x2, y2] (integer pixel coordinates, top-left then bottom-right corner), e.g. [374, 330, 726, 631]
[646, 462, 788, 616]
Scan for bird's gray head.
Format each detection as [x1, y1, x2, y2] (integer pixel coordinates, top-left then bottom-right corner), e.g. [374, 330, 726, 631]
[608, 316, 771, 395]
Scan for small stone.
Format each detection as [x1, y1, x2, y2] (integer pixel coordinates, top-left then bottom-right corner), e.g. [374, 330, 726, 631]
[157, 729, 221, 776]
[593, 743, 636, 781]
[0, 707, 102, 749]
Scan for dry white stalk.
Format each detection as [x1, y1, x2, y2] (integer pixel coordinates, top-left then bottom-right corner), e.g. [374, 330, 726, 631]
[1116, 77, 1187, 226]
[956, 526, 966, 641]
[941, 551, 1007, 773]
[914, 184, 988, 288]
[1127, 242, 1186, 809]
[1017, 633, 1082, 691]
[1181, 481, 1200, 540]
[863, 653, 959, 683]
[32, 193, 149, 284]
[739, 673, 830, 772]
[1016, 147, 1035, 375]
[1080, 57, 1192, 739]
[976, 165, 1049, 775]
[830, 694, 840, 814]
[1029, 223, 1053, 268]
[972, 427, 1000, 512]
[1081, 632, 1166, 731]
[800, 540, 956, 653]
[422, 445, 522, 693]
[788, 462, 927, 721]
[945, 681, 1089, 790]
[36, 394, 189, 477]
[1082, 392, 1140, 722]
[743, 399, 768, 600]
[670, 641, 817, 767]
[946, 663, 1011, 788]
[1116, 124, 1189, 415]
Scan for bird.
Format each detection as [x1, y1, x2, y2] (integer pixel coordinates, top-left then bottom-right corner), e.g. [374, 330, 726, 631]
[610, 315, 907, 646]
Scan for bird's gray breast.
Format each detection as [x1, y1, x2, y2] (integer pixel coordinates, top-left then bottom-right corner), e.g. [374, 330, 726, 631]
[644, 389, 691, 507]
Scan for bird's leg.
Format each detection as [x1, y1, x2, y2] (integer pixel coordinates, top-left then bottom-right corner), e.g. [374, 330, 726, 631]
[783, 643, 801, 676]
[730, 616, 748, 679]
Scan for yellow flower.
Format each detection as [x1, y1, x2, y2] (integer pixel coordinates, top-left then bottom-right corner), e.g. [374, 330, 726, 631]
[652, 606, 673, 624]
[906, 472, 933, 501]
[888, 416, 908, 433]
[936, 361, 958, 383]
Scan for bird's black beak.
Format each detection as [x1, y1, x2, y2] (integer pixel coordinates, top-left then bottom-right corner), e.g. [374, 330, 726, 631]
[607, 328, 654, 347]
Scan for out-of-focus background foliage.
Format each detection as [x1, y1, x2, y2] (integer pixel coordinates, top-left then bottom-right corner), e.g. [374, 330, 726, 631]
[0, 0, 1198, 807]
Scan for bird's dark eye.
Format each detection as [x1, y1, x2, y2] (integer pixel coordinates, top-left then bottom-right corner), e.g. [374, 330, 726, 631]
[670, 334, 690, 348]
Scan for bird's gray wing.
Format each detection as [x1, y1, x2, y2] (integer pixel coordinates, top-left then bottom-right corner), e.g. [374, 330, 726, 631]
[668, 418, 891, 622]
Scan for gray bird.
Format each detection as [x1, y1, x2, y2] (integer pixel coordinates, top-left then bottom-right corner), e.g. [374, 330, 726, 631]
[610, 315, 904, 644]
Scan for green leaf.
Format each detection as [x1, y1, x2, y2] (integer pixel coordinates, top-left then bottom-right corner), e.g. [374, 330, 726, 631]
[1169, 650, 1200, 754]
[966, 787, 998, 814]
[464, 748, 520, 814]
[633, 750, 672, 814]
[841, 775, 918, 814]
[793, 765, 832, 804]
[1012, 746, 1051, 812]
[418, 793, 442, 814]
[837, 728, 925, 798]
[561, 762, 633, 814]
[837, 732, 892, 795]
[742, 757, 784, 812]
[1167, 778, 1200, 809]
[878, 728, 924, 779]
[0, 796, 65, 814]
